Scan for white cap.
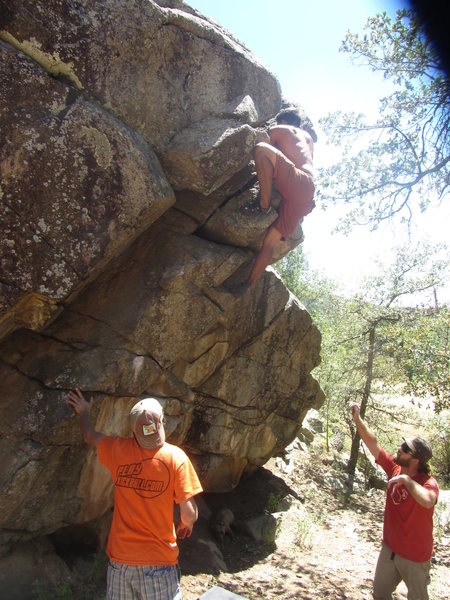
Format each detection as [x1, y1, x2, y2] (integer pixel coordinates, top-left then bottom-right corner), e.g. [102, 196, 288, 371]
[129, 397, 165, 450]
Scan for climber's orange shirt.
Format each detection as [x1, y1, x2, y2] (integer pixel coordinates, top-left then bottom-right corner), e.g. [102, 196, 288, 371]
[98, 436, 202, 565]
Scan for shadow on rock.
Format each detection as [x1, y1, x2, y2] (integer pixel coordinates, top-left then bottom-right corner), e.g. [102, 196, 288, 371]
[179, 465, 303, 575]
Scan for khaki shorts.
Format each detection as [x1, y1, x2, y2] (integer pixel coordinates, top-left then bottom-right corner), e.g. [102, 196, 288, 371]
[373, 542, 431, 600]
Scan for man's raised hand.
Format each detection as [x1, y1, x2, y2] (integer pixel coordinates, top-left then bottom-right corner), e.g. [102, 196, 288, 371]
[66, 387, 93, 415]
[349, 402, 360, 419]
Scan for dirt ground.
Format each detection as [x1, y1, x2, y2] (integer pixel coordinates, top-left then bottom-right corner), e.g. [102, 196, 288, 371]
[179, 440, 450, 600]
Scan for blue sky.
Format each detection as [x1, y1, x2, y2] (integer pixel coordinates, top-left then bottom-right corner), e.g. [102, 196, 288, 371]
[187, 0, 406, 123]
[186, 1, 449, 302]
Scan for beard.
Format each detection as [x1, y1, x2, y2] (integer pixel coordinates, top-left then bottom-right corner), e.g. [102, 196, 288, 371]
[394, 453, 413, 468]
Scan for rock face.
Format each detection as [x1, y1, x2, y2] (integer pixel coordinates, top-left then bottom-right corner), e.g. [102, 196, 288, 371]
[0, 0, 323, 558]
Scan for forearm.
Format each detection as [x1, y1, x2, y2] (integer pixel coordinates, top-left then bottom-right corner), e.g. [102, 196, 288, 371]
[79, 411, 103, 447]
[353, 413, 380, 458]
[353, 413, 373, 442]
[403, 478, 437, 509]
[179, 498, 198, 527]
[254, 128, 270, 144]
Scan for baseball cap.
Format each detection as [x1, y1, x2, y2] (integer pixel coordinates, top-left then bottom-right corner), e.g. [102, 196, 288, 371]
[130, 397, 165, 450]
[403, 437, 432, 463]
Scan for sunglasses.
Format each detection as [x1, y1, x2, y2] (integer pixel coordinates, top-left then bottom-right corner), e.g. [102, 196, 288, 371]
[400, 442, 414, 455]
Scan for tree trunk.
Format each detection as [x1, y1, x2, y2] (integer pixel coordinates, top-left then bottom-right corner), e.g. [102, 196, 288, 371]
[346, 324, 376, 498]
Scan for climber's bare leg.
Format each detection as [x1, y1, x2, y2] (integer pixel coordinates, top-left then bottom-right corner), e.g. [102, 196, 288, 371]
[248, 225, 283, 283]
[229, 145, 279, 295]
[254, 143, 277, 209]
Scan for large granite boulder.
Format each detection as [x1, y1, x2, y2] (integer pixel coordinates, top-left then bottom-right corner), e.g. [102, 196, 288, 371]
[1, 0, 280, 187]
[0, 0, 323, 561]
[0, 40, 174, 338]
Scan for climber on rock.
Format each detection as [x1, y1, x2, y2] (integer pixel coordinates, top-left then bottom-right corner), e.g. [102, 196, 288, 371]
[231, 109, 316, 295]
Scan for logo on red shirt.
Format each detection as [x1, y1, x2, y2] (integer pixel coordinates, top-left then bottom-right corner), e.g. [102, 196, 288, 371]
[390, 483, 409, 505]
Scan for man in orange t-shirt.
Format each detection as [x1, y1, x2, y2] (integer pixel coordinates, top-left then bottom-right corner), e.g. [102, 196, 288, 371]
[67, 388, 203, 600]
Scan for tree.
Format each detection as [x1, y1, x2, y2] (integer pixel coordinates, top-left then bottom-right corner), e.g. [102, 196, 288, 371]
[277, 249, 352, 451]
[385, 304, 449, 413]
[318, 9, 449, 232]
[276, 242, 449, 493]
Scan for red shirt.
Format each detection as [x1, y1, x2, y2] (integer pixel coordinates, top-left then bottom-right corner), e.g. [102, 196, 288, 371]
[376, 448, 439, 562]
[98, 437, 202, 566]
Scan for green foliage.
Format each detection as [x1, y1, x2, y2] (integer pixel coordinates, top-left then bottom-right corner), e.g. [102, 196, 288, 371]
[266, 491, 283, 513]
[428, 415, 450, 486]
[318, 9, 449, 231]
[32, 552, 107, 600]
[385, 305, 449, 412]
[358, 241, 449, 306]
[277, 8, 450, 489]
[33, 581, 75, 600]
[295, 513, 315, 550]
[276, 243, 449, 490]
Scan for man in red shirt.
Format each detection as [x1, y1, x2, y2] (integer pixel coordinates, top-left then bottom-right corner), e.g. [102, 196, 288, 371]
[350, 403, 439, 600]
[67, 388, 203, 600]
